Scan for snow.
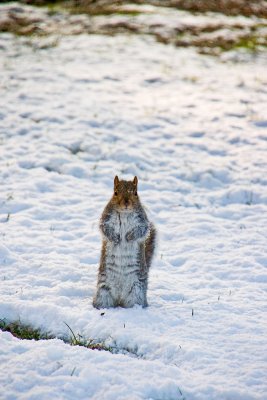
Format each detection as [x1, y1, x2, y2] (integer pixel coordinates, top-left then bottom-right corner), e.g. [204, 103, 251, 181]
[0, 30, 267, 400]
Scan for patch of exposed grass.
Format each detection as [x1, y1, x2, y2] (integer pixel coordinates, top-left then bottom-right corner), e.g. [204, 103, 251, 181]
[0, 318, 147, 358]
[21, 0, 267, 18]
[64, 4, 142, 16]
[133, 0, 267, 19]
[108, 9, 142, 16]
[212, 34, 267, 55]
[30, 0, 141, 16]
[0, 319, 55, 340]
[234, 35, 267, 51]
[172, 28, 267, 55]
[1, 1, 266, 56]
[0, 318, 112, 352]
[64, 321, 112, 351]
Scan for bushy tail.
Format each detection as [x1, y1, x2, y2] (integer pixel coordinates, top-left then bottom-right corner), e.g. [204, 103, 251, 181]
[145, 224, 157, 269]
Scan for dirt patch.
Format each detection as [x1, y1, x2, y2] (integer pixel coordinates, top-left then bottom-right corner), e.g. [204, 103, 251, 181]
[133, 0, 267, 19]
[20, 0, 267, 19]
[1, 2, 267, 55]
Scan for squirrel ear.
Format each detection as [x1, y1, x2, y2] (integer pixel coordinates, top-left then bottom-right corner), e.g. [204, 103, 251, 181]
[114, 176, 119, 187]
[133, 176, 138, 186]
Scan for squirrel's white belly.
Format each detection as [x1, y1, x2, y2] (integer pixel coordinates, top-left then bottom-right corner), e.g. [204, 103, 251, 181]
[105, 212, 141, 298]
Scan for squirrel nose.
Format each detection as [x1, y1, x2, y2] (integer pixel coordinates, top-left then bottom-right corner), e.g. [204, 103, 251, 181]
[125, 199, 129, 206]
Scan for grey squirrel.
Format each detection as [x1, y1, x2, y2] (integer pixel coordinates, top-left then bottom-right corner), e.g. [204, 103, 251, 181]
[93, 176, 156, 309]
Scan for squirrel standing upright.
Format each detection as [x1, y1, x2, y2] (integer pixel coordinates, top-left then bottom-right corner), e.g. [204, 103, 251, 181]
[93, 176, 156, 309]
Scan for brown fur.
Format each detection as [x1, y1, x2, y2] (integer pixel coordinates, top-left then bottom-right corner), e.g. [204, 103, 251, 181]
[93, 176, 156, 309]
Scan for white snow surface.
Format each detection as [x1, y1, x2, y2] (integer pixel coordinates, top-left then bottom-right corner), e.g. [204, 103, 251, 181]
[0, 32, 267, 400]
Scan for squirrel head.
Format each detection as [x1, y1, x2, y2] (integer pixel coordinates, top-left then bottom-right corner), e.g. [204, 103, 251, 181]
[112, 176, 139, 212]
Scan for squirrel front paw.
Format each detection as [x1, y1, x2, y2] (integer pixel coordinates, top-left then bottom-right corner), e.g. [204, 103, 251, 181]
[113, 233, 121, 245]
[125, 229, 135, 242]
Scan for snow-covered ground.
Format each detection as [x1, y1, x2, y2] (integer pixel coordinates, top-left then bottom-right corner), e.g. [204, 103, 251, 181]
[0, 31, 267, 400]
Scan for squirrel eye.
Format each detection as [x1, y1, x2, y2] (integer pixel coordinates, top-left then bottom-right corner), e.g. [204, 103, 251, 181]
[134, 191, 137, 196]
[114, 191, 118, 196]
